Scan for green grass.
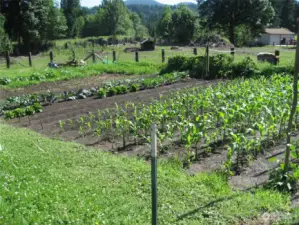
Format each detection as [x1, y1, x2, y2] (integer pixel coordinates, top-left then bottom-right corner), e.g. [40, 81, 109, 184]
[0, 123, 292, 224]
[0, 62, 161, 89]
[0, 44, 296, 89]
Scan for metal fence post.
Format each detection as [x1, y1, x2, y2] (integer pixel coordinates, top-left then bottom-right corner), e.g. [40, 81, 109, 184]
[151, 123, 157, 225]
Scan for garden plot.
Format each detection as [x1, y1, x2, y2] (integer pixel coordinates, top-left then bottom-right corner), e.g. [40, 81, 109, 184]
[6, 78, 215, 136]
[54, 75, 299, 191]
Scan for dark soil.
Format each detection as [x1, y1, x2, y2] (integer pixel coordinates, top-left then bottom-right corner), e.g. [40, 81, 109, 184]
[8, 78, 219, 138]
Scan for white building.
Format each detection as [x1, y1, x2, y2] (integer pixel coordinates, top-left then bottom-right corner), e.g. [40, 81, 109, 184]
[257, 28, 295, 45]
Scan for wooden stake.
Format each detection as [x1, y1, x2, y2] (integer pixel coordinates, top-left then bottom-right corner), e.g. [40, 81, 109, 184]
[5, 51, 10, 69]
[28, 52, 32, 67]
[135, 51, 139, 62]
[113, 50, 116, 63]
[161, 49, 165, 63]
[205, 44, 209, 78]
[193, 48, 198, 55]
[49, 51, 54, 63]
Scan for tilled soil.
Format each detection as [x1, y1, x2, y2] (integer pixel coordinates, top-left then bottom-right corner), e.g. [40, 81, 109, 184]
[8, 78, 219, 138]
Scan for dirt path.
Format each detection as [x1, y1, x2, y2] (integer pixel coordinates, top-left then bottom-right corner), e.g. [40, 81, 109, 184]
[0, 73, 142, 99]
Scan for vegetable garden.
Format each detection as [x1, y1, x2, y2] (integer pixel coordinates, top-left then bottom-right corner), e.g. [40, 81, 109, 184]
[60, 74, 299, 183]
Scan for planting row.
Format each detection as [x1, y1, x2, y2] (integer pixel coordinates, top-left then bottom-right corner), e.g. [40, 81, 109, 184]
[0, 62, 160, 87]
[61, 75, 297, 175]
[1, 72, 188, 119]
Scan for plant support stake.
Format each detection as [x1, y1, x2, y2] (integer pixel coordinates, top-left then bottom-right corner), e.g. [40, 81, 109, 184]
[284, 18, 299, 174]
[151, 123, 157, 225]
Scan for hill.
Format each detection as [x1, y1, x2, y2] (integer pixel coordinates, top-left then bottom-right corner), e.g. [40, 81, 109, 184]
[125, 0, 197, 6]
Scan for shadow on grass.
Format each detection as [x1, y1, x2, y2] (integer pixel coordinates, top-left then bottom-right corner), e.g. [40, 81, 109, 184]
[176, 193, 241, 221]
[176, 186, 264, 221]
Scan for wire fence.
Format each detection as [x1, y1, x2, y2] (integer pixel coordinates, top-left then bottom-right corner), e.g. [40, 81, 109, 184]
[0, 45, 295, 71]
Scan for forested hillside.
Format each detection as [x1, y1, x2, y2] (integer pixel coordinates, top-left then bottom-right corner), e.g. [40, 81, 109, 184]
[1, 0, 299, 54]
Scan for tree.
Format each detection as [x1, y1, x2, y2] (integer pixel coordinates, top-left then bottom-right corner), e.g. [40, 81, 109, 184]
[198, 0, 275, 45]
[98, 0, 134, 36]
[0, 14, 11, 53]
[157, 6, 172, 42]
[46, 4, 68, 40]
[61, 0, 82, 37]
[171, 4, 196, 43]
[130, 12, 149, 40]
[280, 0, 296, 31]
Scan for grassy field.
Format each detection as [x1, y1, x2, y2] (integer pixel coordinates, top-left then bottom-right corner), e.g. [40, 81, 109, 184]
[0, 44, 295, 79]
[0, 123, 292, 224]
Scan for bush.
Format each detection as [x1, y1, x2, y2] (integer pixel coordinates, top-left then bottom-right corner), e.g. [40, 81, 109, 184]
[230, 57, 257, 78]
[161, 55, 263, 80]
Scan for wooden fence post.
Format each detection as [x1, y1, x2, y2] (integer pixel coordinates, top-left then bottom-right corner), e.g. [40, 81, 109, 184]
[231, 47, 235, 57]
[49, 51, 54, 63]
[205, 44, 209, 78]
[151, 123, 158, 225]
[275, 50, 280, 65]
[5, 51, 10, 69]
[135, 51, 139, 62]
[92, 50, 96, 63]
[161, 49, 165, 63]
[113, 50, 116, 63]
[193, 48, 198, 55]
[28, 52, 32, 67]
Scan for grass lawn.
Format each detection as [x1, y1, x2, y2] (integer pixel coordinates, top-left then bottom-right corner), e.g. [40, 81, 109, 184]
[0, 123, 292, 224]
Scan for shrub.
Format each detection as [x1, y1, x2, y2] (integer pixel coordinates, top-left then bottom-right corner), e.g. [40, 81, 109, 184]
[97, 88, 106, 98]
[230, 57, 257, 78]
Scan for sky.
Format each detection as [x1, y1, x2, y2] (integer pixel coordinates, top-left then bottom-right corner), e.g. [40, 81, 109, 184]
[79, 0, 197, 7]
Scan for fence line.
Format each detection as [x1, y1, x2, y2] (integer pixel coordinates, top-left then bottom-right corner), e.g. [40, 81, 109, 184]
[0, 46, 292, 69]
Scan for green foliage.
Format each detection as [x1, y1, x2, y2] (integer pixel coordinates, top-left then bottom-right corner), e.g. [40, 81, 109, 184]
[229, 57, 257, 78]
[61, 0, 82, 37]
[171, 5, 196, 43]
[97, 88, 106, 98]
[107, 87, 117, 96]
[130, 83, 139, 92]
[0, 15, 12, 54]
[157, 5, 196, 43]
[0, 123, 290, 224]
[198, 0, 275, 45]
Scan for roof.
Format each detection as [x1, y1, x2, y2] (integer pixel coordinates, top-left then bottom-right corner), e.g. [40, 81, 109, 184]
[265, 28, 295, 35]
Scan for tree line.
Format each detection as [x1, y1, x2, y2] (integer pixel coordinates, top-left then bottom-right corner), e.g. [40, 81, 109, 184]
[1, 0, 299, 54]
